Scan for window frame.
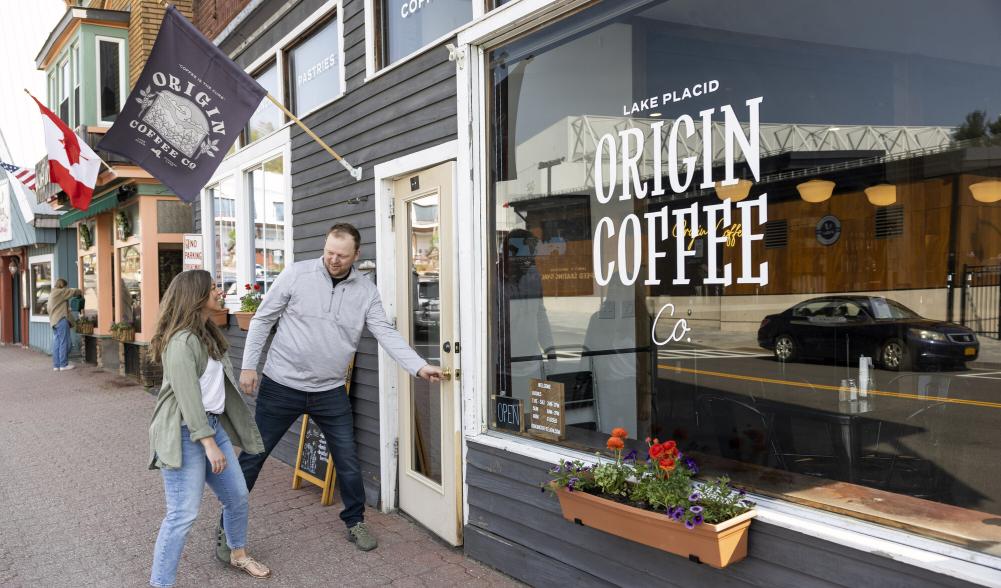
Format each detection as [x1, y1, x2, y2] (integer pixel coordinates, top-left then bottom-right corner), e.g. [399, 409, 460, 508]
[200, 127, 293, 309]
[363, 0, 487, 80]
[233, 1, 345, 153]
[449, 0, 1001, 583]
[94, 35, 127, 127]
[28, 253, 54, 323]
[282, 10, 346, 119]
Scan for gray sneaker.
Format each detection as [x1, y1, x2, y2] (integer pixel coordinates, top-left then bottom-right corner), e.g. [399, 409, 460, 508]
[347, 523, 377, 551]
[215, 523, 231, 563]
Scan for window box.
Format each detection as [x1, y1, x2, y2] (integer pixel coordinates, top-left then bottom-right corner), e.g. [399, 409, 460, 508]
[234, 311, 255, 331]
[552, 483, 756, 568]
[210, 308, 229, 327]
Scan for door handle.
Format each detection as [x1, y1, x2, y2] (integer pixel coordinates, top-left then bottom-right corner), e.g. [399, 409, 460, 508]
[441, 367, 452, 381]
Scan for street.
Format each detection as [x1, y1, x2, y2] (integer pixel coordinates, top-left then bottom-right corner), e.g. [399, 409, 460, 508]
[0, 346, 519, 587]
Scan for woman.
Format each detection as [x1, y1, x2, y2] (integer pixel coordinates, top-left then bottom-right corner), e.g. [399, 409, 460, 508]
[147, 270, 270, 587]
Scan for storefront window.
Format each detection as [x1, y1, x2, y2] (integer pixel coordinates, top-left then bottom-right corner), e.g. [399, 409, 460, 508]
[81, 254, 98, 323]
[488, 0, 1001, 542]
[380, 0, 473, 66]
[286, 16, 341, 115]
[250, 156, 286, 293]
[97, 37, 123, 124]
[30, 259, 52, 316]
[119, 245, 141, 332]
[245, 63, 282, 144]
[210, 178, 238, 295]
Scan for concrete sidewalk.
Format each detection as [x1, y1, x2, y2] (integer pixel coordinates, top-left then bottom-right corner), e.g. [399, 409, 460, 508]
[0, 347, 520, 587]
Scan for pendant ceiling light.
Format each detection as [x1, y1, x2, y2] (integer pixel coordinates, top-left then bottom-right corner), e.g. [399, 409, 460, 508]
[969, 180, 1001, 203]
[714, 179, 752, 202]
[865, 183, 897, 206]
[796, 179, 835, 203]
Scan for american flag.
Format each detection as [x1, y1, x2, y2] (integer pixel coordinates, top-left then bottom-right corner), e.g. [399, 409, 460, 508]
[0, 161, 37, 191]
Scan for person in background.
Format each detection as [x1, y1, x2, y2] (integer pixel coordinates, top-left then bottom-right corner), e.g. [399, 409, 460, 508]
[147, 270, 270, 587]
[48, 278, 81, 371]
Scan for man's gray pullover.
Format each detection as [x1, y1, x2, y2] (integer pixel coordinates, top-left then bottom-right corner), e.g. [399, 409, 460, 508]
[242, 258, 427, 391]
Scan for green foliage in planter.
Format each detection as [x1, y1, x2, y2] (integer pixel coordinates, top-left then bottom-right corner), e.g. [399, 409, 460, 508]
[545, 427, 755, 531]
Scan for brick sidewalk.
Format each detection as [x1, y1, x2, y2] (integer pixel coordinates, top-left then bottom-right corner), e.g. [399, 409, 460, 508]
[0, 347, 521, 587]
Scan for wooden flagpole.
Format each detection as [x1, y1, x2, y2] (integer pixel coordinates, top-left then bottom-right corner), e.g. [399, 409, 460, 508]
[265, 93, 363, 181]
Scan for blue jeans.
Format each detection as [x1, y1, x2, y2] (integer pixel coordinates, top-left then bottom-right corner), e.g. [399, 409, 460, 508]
[52, 318, 70, 368]
[151, 415, 249, 588]
[238, 375, 366, 527]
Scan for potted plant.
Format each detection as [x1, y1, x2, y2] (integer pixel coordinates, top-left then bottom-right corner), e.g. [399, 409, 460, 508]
[75, 315, 95, 335]
[234, 283, 262, 331]
[210, 296, 229, 327]
[110, 322, 135, 343]
[544, 428, 756, 569]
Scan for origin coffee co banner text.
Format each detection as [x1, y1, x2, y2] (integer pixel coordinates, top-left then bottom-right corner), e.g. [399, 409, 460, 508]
[98, 6, 265, 202]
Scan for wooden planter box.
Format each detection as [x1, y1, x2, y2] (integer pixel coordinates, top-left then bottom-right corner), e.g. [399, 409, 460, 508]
[75, 323, 94, 335]
[116, 328, 135, 343]
[553, 485, 755, 568]
[210, 308, 229, 327]
[234, 311, 255, 331]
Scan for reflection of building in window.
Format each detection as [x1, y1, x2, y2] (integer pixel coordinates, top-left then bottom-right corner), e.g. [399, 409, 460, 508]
[119, 245, 141, 332]
[251, 156, 286, 292]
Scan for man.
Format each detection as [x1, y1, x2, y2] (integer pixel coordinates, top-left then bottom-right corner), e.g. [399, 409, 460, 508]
[219, 223, 441, 558]
[48, 278, 82, 371]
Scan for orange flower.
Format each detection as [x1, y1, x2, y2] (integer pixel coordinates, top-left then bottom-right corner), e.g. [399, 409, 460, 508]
[659, 458, 676, 472]
[606, 436, 625, 450]
[611, 427, 628, 439]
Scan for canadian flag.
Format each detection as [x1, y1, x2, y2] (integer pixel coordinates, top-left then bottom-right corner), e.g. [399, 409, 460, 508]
[30, 93, 101, 211]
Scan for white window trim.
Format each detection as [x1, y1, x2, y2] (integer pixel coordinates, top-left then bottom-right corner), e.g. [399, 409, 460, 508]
[236, 0, 345, 154]
[28, 253, 55, 323]
[363, 0, 486, 82]
[94, 35, 127, 127]
[451, 1, 1001, 585]
[200, 127, 292, 308]
[373, 140, 460, 514]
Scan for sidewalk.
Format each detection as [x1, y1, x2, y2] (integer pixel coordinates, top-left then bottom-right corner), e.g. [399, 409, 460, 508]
[0, 346, 520, 587]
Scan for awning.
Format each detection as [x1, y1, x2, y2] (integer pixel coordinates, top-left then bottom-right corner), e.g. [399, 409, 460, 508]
[58, 191, 120, 228]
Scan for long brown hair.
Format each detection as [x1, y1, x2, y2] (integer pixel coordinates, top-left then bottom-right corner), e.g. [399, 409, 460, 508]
[150, 270, 228, 364]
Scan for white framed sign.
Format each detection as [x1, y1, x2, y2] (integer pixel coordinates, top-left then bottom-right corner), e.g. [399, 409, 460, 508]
[0, 184, 12, 243]
[182, 233, 204, 271]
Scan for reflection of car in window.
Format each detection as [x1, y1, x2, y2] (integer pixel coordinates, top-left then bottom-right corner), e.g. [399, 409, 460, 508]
[414, 276, 440, 332]
[757, 295, 979, 371]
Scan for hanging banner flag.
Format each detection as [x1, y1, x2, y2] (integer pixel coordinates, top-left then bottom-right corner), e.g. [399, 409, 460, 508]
[97, 5, 266, 203]
[29, 93, 101, 211]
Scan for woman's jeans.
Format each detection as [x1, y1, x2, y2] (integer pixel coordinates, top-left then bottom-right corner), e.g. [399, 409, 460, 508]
[150, 415, 249, 588]
[52, 318, 70, 368]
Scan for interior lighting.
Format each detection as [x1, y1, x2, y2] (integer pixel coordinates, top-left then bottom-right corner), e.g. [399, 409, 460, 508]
[796, 179, 835, 203]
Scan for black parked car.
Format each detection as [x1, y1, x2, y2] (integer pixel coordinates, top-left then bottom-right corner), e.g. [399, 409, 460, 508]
[757, 296, 979, 370]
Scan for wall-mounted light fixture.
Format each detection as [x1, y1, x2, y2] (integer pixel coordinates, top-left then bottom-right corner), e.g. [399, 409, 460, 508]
[865, 183, 897, 206]
[714, 179, 752, 202]
[969, 180, 1001, 203]
[796, 179, 835, 203]
[7, 258, 19, 276]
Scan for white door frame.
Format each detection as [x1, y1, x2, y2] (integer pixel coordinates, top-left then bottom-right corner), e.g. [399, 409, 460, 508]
[373, 140, 460, 513]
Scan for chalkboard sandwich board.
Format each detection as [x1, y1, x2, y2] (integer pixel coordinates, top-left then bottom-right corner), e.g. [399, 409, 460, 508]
[492, 395, 525, 432]
[291, 356, 355, 506]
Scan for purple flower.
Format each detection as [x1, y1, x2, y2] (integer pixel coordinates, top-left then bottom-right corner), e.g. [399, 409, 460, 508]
[685, 458, 699, 474]
[685, 519, 696, 530]
[694, 515, 703, 525]
[689, 505, 703, 515]
[688, 492, 701, 502]
[672, 509, 684, 521]
[624, 449, 637, 463]
[738, 488, 747, 496]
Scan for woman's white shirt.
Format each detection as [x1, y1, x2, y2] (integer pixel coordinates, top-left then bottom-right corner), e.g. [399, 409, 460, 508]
[199, 357, 226, 414]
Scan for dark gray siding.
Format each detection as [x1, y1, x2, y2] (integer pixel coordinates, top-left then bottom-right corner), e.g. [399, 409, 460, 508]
[287, 0, 457, 505]
[197, 0, 457, 507]
[465, 440, 979, 588]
